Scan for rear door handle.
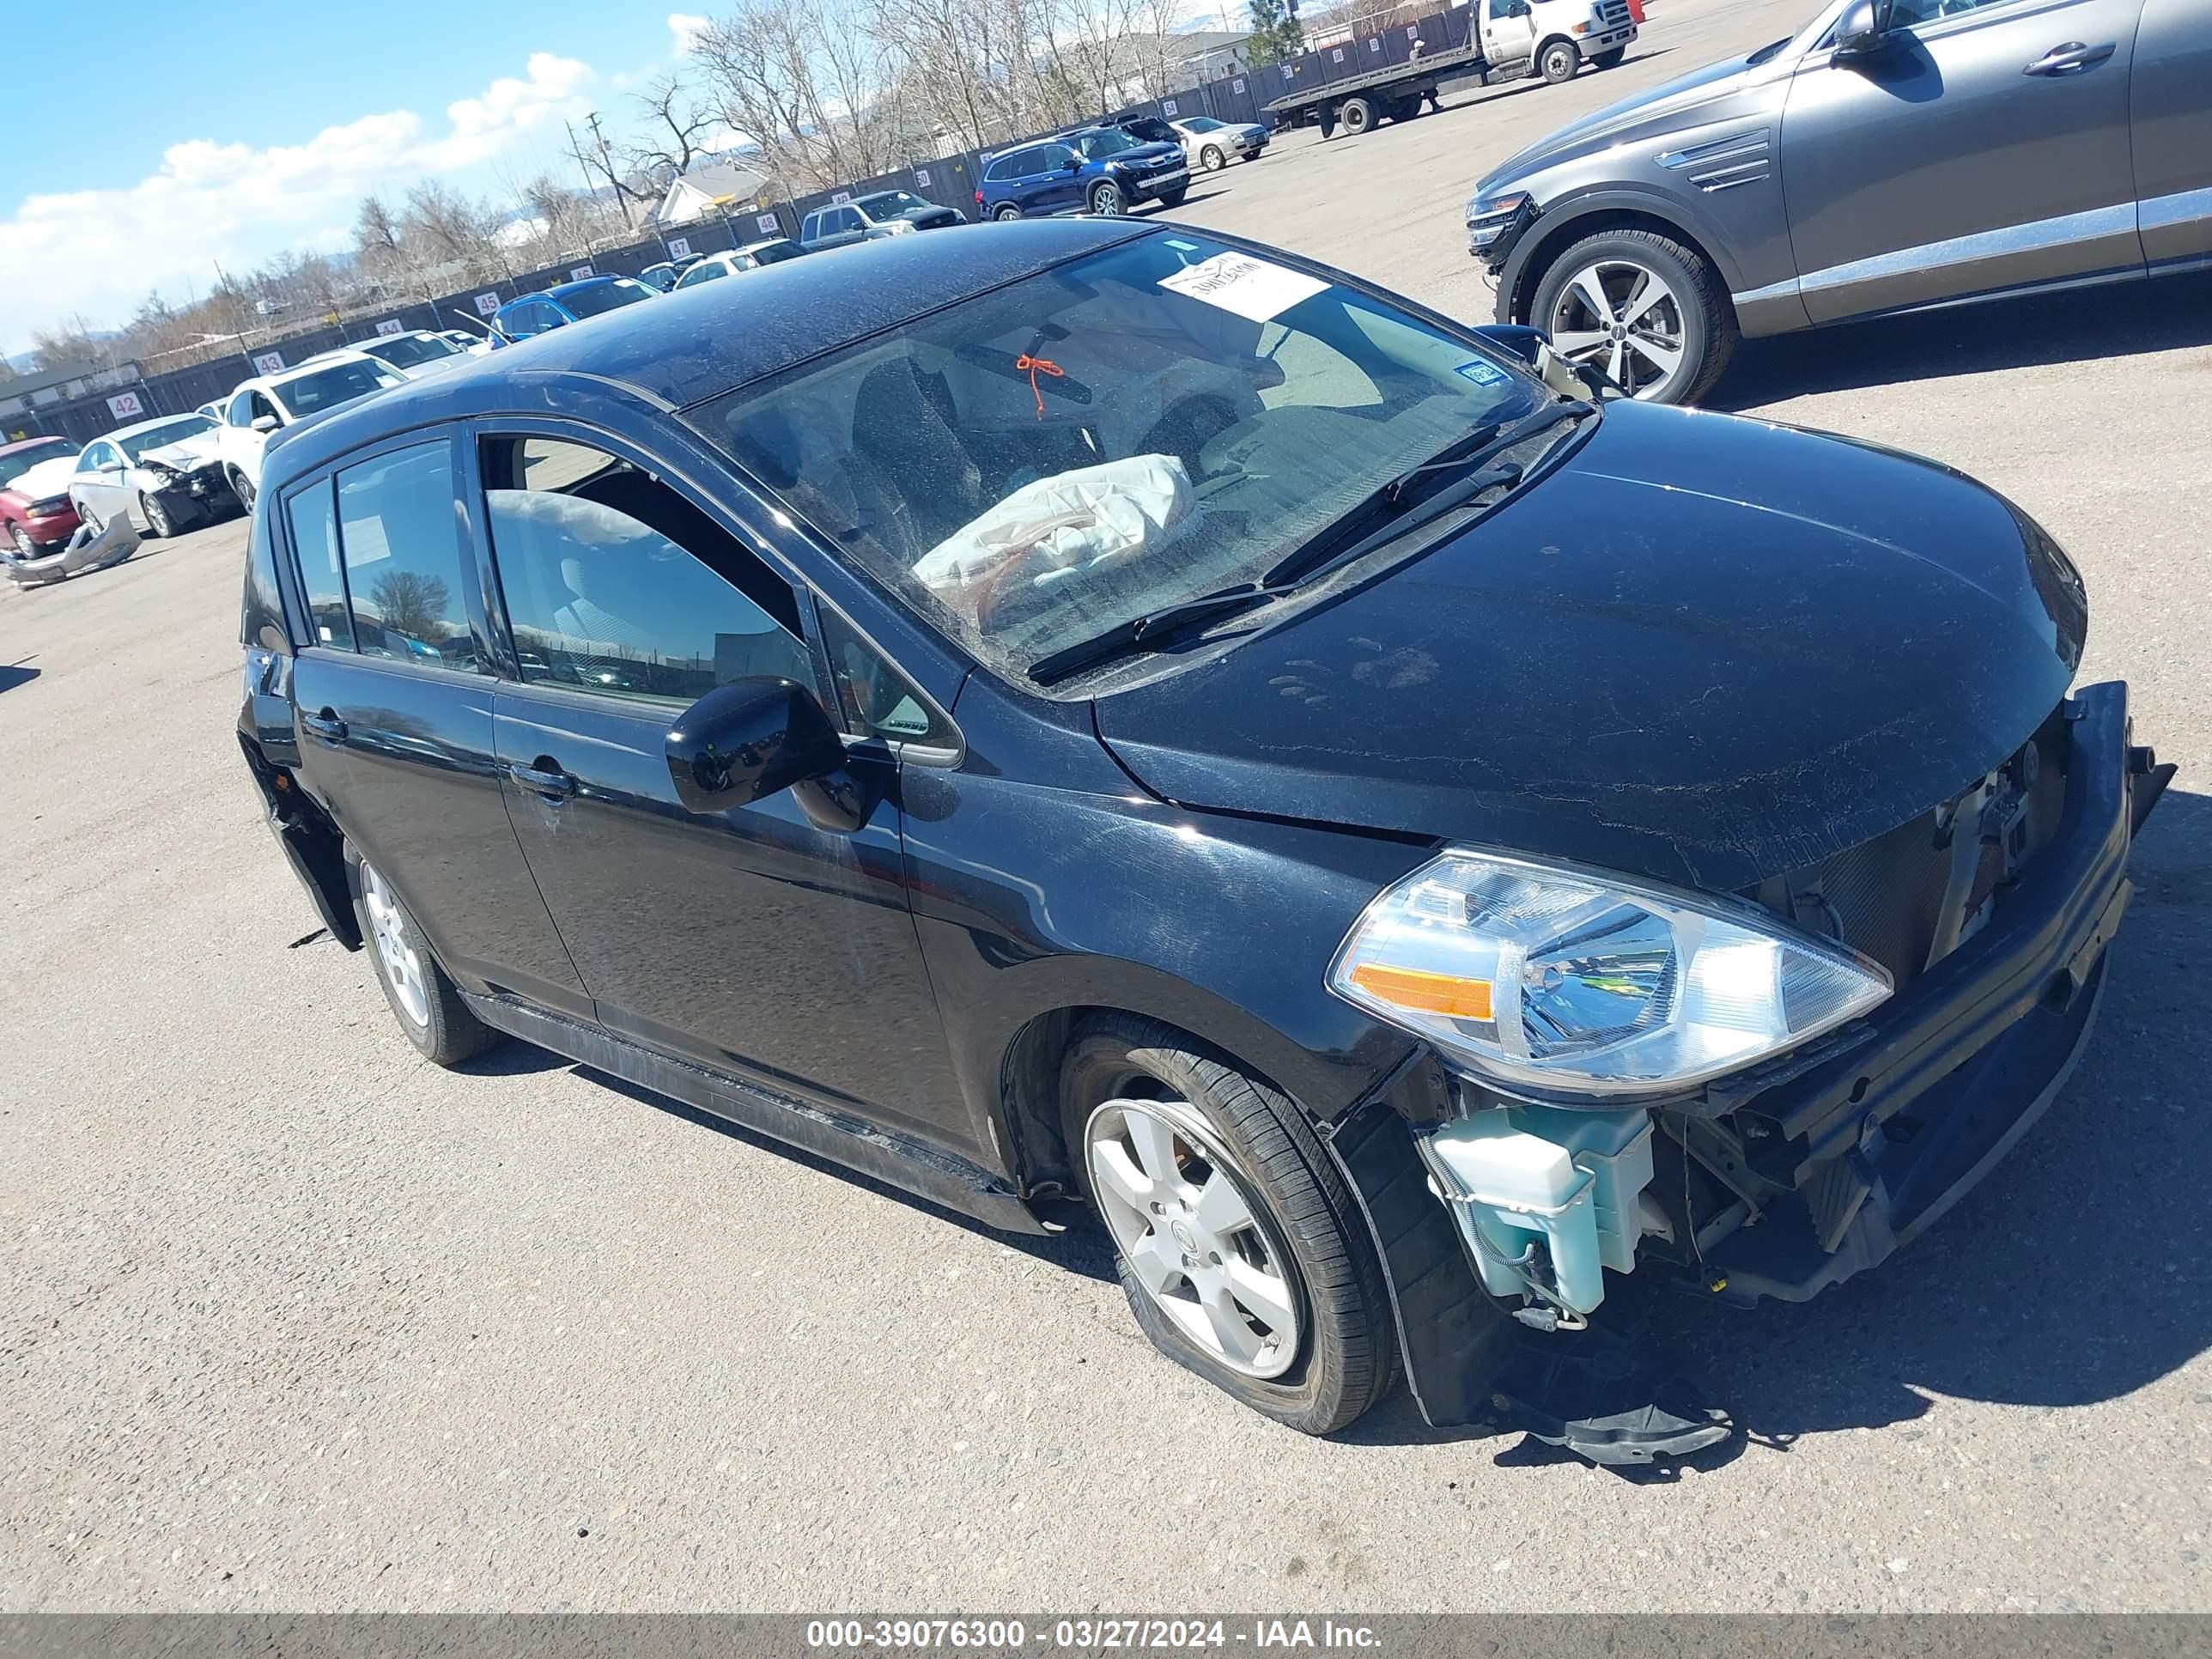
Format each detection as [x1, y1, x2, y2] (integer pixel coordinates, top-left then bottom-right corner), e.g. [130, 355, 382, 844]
[301, 710, 347, 743]
[2024, 40, 2115, 75]
[507, 759, 578, 800]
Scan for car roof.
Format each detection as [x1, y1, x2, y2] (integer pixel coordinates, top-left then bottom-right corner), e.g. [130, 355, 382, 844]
[266, 219, 1152, 489]
[1, 436, 76, 456]
[545, 275, 641, 301]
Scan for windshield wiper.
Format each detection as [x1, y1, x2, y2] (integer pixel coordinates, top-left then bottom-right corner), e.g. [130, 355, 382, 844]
[1263, 400, 1592, 588]
[1027, 583, 1277, 686]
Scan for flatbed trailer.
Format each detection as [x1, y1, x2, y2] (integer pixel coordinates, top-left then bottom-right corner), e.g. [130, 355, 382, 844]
[1262, 41, 1492, 137]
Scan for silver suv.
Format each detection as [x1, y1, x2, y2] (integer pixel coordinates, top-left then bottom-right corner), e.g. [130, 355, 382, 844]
[1467, 0, 2209, 402]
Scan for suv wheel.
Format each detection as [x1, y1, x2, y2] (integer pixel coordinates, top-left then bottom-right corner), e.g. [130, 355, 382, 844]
[1061, 1015, 1397, 1434]
[1530, 228, 1738, 404]
[1539, 40, 1580, 82]
[354, 856, 502, 1066]
[992, 203, 1022, 221]
[1087, 180, 1123, 216]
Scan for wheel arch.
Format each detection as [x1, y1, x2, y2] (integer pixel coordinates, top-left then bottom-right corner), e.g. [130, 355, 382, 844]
[1499, 195, 1743, 325]
[1534, 32, 1582, 67]
[236, 730, 362, 950]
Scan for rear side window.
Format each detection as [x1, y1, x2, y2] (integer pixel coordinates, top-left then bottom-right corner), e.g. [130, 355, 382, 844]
[288, 479, 354, 650]
[240, 501, 289, 651]
[336, 442, 480, 670]
[481, 434, 810, 707]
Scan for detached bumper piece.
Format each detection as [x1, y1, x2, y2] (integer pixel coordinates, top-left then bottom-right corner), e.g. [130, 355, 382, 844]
[1698, 679, 2155, 1303]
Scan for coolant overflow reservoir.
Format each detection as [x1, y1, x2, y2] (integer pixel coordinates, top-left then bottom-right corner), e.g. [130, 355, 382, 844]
[1418, 1105, 1656, 1316]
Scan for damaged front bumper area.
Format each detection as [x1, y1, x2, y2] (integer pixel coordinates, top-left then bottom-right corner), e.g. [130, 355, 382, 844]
[1324, 680, 2165, 1462]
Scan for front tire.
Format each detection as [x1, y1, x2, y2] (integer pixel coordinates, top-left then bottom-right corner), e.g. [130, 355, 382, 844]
[1200, 145, 1224, 172]
[1592, 46, 1626, 68]
[1061, 1015, 1397, 1435]
[353, 855, 502, 1067]
[1529, 227, 1738, 404]
[138, 492, 174, 538]
[1088, 181, 1123, 216]
[228, 469, 256, 512]
[76, 501, 102, 537]
[1540, 40, 1580, 82]
[1154, 185, 1188, 210]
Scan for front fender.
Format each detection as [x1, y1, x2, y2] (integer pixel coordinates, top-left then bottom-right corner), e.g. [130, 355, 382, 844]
[1492, 184, 1762, 323]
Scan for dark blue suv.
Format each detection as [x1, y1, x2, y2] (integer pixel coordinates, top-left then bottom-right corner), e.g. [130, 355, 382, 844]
[976, 125, 1189, 220]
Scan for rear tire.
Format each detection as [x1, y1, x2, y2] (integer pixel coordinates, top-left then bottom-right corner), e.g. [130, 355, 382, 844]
[1593, 46, 1627, 67]
[1340, 96, 1375, 134]
[1540, 40, 1581, 82]
[992, 203, 1022, 221]
[352, 854, 503, 1067]
[1060, 1014, 1398, 1435]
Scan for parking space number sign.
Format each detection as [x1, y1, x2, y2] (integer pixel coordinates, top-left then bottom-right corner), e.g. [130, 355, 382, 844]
[375, 318, 404, 337]
[666, 236, 692, 259]
[106, 391, 145, 422]
[757, 213, 780, 234]
[475, 292, 501, 317]
[251, 351, 285, 375]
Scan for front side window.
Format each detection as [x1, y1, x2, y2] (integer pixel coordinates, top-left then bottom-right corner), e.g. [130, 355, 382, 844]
[335, 442, 480, 669]
[76, 443, 115, 473]
[227, 392, 256, 426]
[695, 233, 1540, 688]
[482, 435, 810, 706]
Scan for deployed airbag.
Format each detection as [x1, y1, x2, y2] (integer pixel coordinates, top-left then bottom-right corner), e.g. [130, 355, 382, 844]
[912, 454, 1195, 623]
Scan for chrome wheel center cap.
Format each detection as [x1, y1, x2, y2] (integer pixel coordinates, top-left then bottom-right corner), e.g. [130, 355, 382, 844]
[1170, 1218, 1199, 1253]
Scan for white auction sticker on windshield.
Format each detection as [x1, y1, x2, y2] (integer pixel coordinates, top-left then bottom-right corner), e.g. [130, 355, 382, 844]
[1159, 252, 1327, 321]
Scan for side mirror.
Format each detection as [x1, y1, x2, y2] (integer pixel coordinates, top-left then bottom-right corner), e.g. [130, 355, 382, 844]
[1833, 0, 1888, 56]
[251, 414, 280, 434]
[665, 677, 857, 824]
[1064, 157, 1083, 173]
[1473, 323, 1549, 365]
[99, 459, 126, 473]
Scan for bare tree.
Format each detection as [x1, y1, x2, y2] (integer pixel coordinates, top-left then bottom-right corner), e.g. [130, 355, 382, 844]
[628, 71, 720, 187]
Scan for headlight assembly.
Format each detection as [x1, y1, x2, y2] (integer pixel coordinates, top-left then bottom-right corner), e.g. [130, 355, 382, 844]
[1328, 848, 1891, 1100]
[1465, 191, 1530, 252]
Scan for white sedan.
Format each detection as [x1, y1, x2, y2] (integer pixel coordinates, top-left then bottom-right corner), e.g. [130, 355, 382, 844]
[215, 353, 404, 508]
[68, 411, 236, 538]
[1170, 115, 1270, 172]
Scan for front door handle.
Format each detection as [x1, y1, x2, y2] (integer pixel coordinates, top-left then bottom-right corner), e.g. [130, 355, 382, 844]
[301, 709, 347, 743]
[507, 758, 578, 800]
[2024, 40, 2115, 75]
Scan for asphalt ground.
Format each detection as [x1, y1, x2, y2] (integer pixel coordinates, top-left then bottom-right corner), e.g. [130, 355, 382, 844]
[4, 0, 2208, 1612]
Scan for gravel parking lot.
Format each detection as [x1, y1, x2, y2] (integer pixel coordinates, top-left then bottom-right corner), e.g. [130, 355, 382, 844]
[5, 0, 2208, 1613]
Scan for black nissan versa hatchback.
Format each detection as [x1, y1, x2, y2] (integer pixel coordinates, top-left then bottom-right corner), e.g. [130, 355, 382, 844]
[238, 220, 2169, 1462]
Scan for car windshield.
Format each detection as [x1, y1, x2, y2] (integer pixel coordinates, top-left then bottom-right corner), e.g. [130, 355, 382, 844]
[1181, 117, 1225, 132]
[276, 361, 399, 416]
[1079, 130, 1142, 157]
[367, 334, 457, 368]
[560, 279, 654, 319]
[695, 234, 1541, 688]
[2, 440, 76, 487]
[118, 416, 215, 460]
[860, 191, 930, 216]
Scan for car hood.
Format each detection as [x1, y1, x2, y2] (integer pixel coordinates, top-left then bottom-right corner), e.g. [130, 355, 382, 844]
[1094, 402, 2086, 893]
[1114, 143, 1187, 167]
[140, 432, 223, 470]
[1474, 50, 1766, 196]
[8, 457, 79, 500]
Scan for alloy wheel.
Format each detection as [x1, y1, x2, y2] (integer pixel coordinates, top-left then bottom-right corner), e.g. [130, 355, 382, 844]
[140, 493, 172, 538]
[362, 862, 431, 1029]
[1547, 258, 1688, 399]
[230, 471, 255, 512]
[10, 523, 32, 556]
[994, 204, 1022, 221]
[1091, 182, 1122, 216]
[1085, 1096, 1303, 1380]
[1202, 146, 1224, 172]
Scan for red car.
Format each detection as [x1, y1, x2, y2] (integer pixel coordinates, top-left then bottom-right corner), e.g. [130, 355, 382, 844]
[1, 436, 83, 556]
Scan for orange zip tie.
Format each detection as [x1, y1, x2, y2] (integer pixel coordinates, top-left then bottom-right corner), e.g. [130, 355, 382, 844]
[1015, 352, 1062, 419]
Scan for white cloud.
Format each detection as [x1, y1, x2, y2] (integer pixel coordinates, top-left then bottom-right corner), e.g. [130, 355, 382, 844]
[0, 52, 594, 353]
[668, 13, 713, 56]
